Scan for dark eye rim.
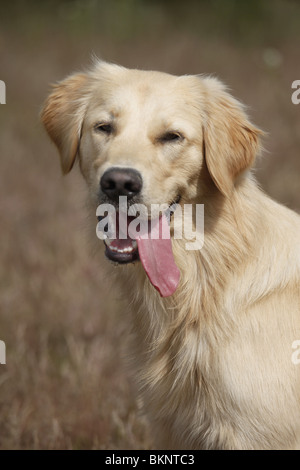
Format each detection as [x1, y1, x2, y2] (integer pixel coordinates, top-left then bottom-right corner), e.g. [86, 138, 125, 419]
[94, 122, 114, 134]
[159, 131, 184, 143]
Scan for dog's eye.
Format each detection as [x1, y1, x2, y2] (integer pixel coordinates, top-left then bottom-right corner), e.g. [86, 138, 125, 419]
[94, 123, 114, 134]
[160, 132, 183, 143]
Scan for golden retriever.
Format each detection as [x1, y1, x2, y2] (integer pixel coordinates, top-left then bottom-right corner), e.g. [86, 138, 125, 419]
[41, 60, 300, 450]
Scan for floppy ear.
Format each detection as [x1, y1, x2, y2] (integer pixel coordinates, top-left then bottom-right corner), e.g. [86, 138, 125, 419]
[202, 77, 262, 197]
[41, 73, 89, 174]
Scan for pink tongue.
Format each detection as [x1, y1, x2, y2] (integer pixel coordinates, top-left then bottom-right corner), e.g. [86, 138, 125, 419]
[136, 214, 180, 297]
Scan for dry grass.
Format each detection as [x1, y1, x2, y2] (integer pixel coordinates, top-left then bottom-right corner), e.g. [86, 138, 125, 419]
[0, 0, 299, 449]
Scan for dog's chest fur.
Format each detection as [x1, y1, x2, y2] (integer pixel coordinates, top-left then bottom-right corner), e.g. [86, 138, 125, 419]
[126, 282, 299, 450]
[115, 197, 300, 450]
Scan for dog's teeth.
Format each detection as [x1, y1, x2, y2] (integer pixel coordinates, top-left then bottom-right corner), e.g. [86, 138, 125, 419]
[123, 246, 134, 253]
[104, 237, 137, 254]
[106, 243, 136, 254]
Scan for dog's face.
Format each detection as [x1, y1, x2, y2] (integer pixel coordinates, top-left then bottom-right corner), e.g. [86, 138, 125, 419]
[41, 61, 260, 270]
[80, 68, 207, 208]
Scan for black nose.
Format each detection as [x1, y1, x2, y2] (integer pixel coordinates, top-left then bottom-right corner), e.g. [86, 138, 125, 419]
[100, 167, 143, 202]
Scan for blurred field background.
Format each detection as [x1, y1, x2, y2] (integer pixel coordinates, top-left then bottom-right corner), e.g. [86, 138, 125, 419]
[0, 0, 299, 449]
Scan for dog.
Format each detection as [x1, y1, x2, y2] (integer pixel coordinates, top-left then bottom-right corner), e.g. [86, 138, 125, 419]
[41, 60, 300, 449]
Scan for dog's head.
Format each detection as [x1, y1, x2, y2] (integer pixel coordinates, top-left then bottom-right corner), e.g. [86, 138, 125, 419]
[41, 61, 261, 294]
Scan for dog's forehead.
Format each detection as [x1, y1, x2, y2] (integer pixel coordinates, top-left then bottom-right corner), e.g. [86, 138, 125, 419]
[88, 68, 197, 119]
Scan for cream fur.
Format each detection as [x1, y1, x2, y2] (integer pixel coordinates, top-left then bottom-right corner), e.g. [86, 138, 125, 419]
[41, 61, 300, 450]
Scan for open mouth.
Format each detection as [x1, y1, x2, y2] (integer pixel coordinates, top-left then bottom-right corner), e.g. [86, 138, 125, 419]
[97, 195, 181, 265]
[97, 195, 181, 297]
[103, 217, 139, 264]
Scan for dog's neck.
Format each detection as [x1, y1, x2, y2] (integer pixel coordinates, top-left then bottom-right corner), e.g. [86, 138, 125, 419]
[108, 177, 275, 447]
[116, 177, 263, 344]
